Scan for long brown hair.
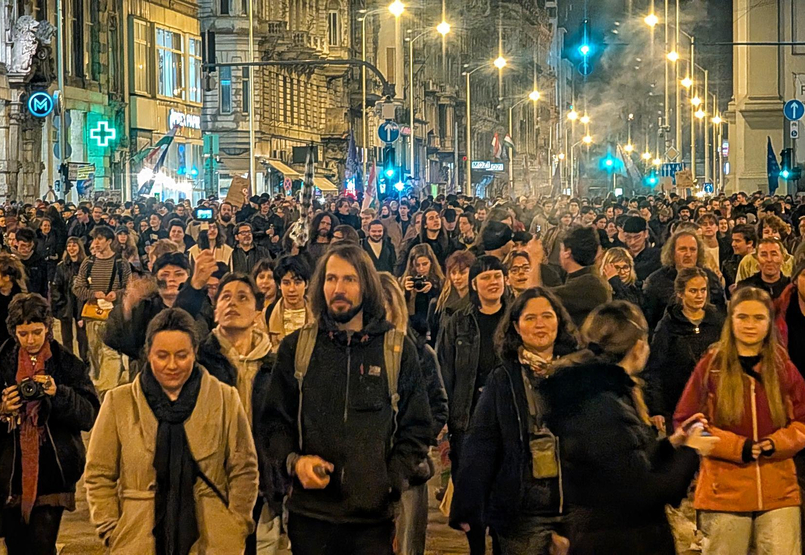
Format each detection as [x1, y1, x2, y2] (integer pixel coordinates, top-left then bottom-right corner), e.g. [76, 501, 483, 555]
[708, 287, 788, 428]
[401, 243, 445, 287]
[436, 250, 475, 311]
[378, 272, 408, 332]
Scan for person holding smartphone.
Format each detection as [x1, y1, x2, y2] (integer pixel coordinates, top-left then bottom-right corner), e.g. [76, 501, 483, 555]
[675, 286, 805, 554]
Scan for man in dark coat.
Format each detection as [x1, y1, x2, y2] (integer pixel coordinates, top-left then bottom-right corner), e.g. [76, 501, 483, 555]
[14, 228, 49, 297]
[550, 226, 612, 328]
[258, 244, 432, 554]
[362, 220, 397, 273]
[395, 208, 460, 275]
[642, 230, 726, 331]
[622, 216, 661, 283]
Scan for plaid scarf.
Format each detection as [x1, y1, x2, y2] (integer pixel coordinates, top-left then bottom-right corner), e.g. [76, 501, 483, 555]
[16, 341, 52, 522]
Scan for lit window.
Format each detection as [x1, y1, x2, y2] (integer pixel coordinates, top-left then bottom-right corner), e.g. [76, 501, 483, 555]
[220, 66, 232, 114]
[157, 28, 185, 100]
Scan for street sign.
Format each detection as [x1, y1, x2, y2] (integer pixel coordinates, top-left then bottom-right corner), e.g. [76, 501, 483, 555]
[665, 147, 680, 161]
[792, 121, 800, 140]
[378, 121, 400, 143]
[578, 61, 592, 76]
[68, 162, 95, 181]
[784, 99, 805, 121]
[27, 91, 54, 118]
[53, 142, 73, 159]
[661, 162, 684, 178]
[703, 182, 714, 194]
[471, 160, 505, 172]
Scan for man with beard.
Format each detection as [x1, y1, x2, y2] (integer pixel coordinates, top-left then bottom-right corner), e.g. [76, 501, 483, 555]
[362, 220, 396, 273]
[14, 227, 48, 297]
[218, 201, 237, 246]
[335, 198, 361, 230]
[252, 197, 285, 253]
[232, 222, 271, 274]
[259, 244, 432, 554]
[303, 212, 337, 270]
[395, 207, 459, 275]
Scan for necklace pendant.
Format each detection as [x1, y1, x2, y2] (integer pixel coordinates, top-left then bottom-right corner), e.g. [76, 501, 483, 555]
[694, 327, 700, 334]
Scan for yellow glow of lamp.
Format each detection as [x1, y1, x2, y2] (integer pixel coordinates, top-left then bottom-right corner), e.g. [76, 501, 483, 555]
[711, 115, 722, 125]
[437, 21, 451, 36]
[557, 153, 565, 160]
[695, 109, 706, 119]
[494, 56, 507, 69]
[667, 51, 679, 62]
[624, 144, 634, 153]
[580, 115, 590, 125]
[691, 96, 702, 107]
[645, 13, 659, 27]
[567, 109, 578, 121]
[681, 76, 693, 89]
[582, 135, 593, 145]
[653, 158, 662, 166]
[389, 0, 405, 17]
[642, 151, 652, 160]
[529, 90, 541, 101]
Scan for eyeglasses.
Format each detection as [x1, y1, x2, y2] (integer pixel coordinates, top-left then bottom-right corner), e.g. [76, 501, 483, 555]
[613, 264, 631, 272]
[509, 265, 532, 274]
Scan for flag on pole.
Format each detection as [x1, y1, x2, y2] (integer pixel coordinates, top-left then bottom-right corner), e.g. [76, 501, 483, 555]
[362, 162, 378, 210]
[491, 133, 503, 160]
[345, 129, 359, 195]
[616, 144, 642, 185]
[137, 126, 179, 195]
[290, 145, 315, 248]
[550, 160, 562, 197]
[767, 136, 780, 195]
[503, 134, 516, 158]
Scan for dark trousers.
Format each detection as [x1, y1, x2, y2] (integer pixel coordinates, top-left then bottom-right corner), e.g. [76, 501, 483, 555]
[2, 505, 64, 555]
[450, 432, 501, 555]
[60, 317, 88, 363]
[795, 450, 805, 555]
[287, 513, 393, 555]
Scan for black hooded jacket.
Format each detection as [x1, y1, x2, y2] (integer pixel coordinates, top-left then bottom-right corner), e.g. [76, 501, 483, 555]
[0, 340, 99, 502]
[642, 265, 726, 331]
[644, 304, 724, 420]
[259, 318, 433, 524]
[541, 360, 698, 555]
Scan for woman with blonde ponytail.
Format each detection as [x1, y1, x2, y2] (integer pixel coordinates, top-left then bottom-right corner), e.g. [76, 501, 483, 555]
[674, 286, 805, 554]
[542, 301, 717, 555]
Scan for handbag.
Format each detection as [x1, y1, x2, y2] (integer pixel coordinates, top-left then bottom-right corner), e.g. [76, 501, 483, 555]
[80, 257, 120, 321]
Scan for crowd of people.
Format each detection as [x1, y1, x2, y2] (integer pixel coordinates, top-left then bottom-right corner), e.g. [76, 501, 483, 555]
[0, 188, 804, 554]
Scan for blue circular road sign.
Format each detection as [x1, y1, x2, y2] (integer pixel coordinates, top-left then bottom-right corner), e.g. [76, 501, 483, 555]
[578, 61, 593, 76]
[28, 91, 55, 118]
[378, 121, 400, 143]
[784, 99, 805, 122]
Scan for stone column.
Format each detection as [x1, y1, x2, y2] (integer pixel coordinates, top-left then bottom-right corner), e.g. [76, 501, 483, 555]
[728, 0, 782, 193]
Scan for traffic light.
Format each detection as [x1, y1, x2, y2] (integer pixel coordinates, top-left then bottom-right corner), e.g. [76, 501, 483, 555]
[646, 169, 658, 187]
[781, 148, 793, 179]
[576, 19, 594, 76]
[382, 145, 398, 182]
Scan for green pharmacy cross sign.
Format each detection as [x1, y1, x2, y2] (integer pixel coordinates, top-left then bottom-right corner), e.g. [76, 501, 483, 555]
[90, 121, 116, 148]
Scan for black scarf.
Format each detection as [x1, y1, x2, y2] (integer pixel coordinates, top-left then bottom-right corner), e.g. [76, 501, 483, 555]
[141, 364, 203, 555]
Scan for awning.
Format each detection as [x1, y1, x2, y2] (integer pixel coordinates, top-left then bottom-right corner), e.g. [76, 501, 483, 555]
[313, 177, 339, 191]
[266, 159, 302, 178]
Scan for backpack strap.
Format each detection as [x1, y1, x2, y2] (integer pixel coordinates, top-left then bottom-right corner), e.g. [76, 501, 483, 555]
[293, 323, 319, 451]
[384, 328, 406, 450]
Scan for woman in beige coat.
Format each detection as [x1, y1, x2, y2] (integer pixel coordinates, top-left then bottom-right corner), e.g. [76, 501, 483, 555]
[84, 308, 259, 554]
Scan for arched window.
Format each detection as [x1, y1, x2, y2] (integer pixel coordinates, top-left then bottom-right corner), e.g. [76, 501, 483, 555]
[327, 0, 340, 47]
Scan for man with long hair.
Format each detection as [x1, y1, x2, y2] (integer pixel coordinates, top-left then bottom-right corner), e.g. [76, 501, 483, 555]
[259, 243, 432, 555]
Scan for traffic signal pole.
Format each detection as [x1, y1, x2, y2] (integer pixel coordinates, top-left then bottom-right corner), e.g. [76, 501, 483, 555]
[56, 0, 69, 197]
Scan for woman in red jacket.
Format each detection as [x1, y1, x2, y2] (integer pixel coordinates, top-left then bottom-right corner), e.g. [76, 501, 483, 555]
[675, 286, 805, 554]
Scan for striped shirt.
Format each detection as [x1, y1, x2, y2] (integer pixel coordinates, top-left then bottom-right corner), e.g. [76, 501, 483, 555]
[72, 255, 131, 302]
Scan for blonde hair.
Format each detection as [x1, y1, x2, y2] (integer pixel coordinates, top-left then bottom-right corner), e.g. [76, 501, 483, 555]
[708, 287, 788, 428]
[378, 272, 408, 332]
[599, 247, 636, 286]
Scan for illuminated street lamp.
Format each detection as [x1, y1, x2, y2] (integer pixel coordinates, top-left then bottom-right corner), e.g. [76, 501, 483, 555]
[711, 114, 722, 125]
[653, 157, 662, 166]
[645, 13, 659, 27]
[691, 96, 702, 107]
[528, 90, 541, 102]
[494, 56, 507, 69]
[695, 109, 705, 119]
[624, 143, 634, 153]
[557, 152, 565, 160]
[567, 109, 578, 121]
[436, 20, 450, 36]
[667, 51, 679, 62]
[681, 76, 693, 89]
[582, 134, 593, 145]
[580, 115, 591, 125]
[388, 0, 404, 17]
[642, 151, 652, 161]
